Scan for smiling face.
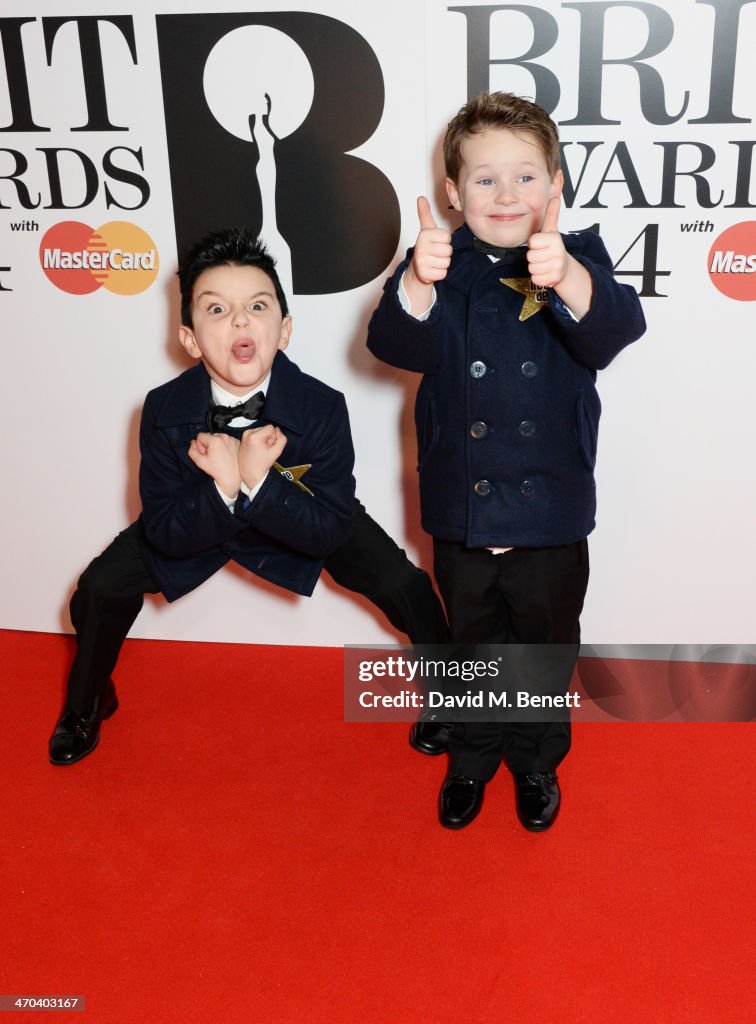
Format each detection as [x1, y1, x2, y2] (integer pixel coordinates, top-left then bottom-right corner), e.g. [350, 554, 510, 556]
[179, 263, 291, 396]
[446, 127, 563, 248]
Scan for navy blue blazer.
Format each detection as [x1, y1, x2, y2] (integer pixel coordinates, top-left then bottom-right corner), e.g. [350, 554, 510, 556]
[137, 351, 355, 601]
[367, 225, 646, 548]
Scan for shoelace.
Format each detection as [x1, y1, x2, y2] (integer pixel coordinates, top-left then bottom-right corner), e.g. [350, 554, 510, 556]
[520, 773, 555, 798]
[450, 776, 480, 787]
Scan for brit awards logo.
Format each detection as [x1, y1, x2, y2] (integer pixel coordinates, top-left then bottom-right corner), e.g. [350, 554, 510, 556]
[155, 13, 400, 296]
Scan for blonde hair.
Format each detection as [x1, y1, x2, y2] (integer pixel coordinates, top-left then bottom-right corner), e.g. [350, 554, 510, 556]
[444, 92, 560, 181]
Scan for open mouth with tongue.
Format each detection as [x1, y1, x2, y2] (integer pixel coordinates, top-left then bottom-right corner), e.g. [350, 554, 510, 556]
[232, 337, 256, 363]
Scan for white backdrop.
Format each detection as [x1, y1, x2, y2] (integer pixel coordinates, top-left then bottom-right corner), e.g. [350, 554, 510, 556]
[2, 0, 755, 646]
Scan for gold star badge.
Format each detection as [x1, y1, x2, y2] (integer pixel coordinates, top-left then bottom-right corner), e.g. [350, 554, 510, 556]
[273, 462, 313, 495]
[500, 277, 550, 321]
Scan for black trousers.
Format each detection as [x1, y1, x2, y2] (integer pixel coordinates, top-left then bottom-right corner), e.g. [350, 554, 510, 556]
[433, 538, 589, 779]
[64, 499, 448, 714]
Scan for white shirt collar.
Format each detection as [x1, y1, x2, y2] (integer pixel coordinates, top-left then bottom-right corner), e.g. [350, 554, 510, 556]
[210, 373, 271, 408]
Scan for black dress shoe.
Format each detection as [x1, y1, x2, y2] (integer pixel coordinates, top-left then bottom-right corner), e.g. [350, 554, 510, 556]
[409, 716, 452, 756]
[439, 774, 485, 829]
[514, 772, 560, 831]
[49, 679, 119, 766]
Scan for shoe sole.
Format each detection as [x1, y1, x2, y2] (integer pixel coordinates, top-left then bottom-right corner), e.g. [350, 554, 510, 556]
[409, 736, 448, 756]
[439, 802, 484, 830]
[516, 812, 559, 832]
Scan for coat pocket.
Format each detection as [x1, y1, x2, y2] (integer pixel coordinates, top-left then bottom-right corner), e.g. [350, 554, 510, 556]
[575, 388, 601, 470]
[416, 392, 440, 470]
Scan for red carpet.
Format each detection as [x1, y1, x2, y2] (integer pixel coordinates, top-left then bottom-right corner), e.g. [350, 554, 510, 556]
[2, 629, 754, 1023]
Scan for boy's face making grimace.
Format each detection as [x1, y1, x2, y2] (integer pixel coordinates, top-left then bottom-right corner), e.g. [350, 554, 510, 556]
[446, 126, 563, 249]
[179, 264, 292, 397]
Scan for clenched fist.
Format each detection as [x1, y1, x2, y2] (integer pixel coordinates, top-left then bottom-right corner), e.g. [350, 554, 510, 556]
[238, 424, 287, 490]
[188, 431, 241, 498]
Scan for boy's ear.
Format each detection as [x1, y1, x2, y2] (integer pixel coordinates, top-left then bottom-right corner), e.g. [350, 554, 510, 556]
[178, 324, 202, 360]
[445, 177, 462, 212]
[278, 314, 292, 351]
[550, 169, 564, 198]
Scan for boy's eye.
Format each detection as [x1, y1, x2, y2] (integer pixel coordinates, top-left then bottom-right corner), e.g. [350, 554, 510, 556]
[208, 304, 224, 314]
[250, 301, 266, 311]
[478, 177, 494, 186]
[516, 175, 535, 184]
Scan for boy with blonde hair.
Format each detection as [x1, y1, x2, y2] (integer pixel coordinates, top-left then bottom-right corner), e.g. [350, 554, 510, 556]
[368, 92, 645, 830]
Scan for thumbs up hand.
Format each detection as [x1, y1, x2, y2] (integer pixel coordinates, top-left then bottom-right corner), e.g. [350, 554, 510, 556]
[526, 195, 569, 289]
[527, 194, 594, 318]
[541, 194, 561, 235]
[408, 196, 453, 286]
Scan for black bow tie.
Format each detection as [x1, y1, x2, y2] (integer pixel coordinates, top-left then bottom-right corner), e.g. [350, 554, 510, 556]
[473, 237, 527, 260]
[206, 391, 265, 433]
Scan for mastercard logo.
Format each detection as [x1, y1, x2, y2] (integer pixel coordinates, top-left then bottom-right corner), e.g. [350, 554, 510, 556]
[708, 222, 756, 301]
[39, 221, 159, 296]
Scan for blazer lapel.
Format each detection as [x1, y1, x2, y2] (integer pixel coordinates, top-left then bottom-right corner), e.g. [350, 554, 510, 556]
[154, 363, 212, 429]
[260, 351, 305, 437]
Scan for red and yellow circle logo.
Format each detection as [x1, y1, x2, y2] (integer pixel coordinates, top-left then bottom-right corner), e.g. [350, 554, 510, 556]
[39, 221, 159, 295]
[708, 222, 756, 301]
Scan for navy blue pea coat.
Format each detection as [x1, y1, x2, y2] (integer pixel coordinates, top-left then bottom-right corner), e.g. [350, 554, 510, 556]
[367, 224, 646, 548]
[137, 350, 356, 601]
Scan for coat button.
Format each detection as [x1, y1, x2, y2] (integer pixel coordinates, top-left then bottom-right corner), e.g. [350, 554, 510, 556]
[520, 479, 535, 497]
[470, 360, 487, 379]
[470, 420, 488, 439]
[474, 479, 492, 497]
[521, 360, 538, 378]
[519, 419, 536, 437]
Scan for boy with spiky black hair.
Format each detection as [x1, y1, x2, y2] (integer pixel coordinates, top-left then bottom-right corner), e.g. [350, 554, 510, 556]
[50, 227, 447, 765]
